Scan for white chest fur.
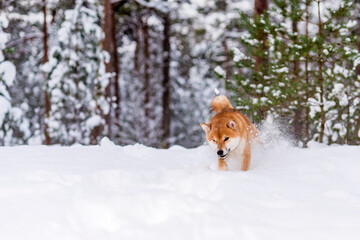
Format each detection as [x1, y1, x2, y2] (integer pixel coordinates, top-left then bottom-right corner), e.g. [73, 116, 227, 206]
[225, 137, 246, 170]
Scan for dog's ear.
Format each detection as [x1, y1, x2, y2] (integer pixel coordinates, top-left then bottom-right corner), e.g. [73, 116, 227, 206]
[227, 120, 236, 129]
[200, 123, 211, 133]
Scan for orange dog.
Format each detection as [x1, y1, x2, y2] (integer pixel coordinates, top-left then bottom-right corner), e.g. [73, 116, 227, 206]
[201, 96, 259, 171]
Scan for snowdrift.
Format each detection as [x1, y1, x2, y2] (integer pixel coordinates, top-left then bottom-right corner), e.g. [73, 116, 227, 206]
[0, 138, 359, 240]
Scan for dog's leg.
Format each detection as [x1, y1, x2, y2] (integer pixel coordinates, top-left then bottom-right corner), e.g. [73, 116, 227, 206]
[218, 159, 228, 171]
[241, 143, 251, 171]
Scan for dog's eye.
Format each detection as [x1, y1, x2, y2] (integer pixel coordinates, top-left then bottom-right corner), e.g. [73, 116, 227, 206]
[212, 139, 217, 143]
[224, 137, 229, 141]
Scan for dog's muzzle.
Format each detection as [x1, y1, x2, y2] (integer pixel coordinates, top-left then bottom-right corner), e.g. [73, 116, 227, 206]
[217, 150, 229, 159]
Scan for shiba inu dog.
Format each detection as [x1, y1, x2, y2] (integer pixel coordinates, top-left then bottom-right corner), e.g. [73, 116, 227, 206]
[201, 96, 259, 171]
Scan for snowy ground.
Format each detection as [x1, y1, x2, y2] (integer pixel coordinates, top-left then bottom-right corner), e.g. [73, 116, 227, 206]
[0, 138, 360, 240]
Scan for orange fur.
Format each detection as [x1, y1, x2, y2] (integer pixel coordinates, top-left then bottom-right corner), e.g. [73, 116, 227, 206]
[201, 96, 259, 171]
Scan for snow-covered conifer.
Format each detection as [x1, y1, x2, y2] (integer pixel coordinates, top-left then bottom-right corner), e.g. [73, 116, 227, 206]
[42, 0, 111, 145]
[220, 0, 360, 145]
[0, 15, 22, 145]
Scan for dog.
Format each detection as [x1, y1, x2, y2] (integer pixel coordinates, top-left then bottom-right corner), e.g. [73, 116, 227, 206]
[200, 96, 259, 171]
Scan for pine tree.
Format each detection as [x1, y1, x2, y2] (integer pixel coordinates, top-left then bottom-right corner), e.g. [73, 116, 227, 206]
[0, 15, 19, 145]
[221, 0, 360, 145]
[0, 1, 44, 145]
[310, 0, 360, 144]
[225, 10, 287, 123]
[42, 0, 111, 145]
[170, 0, 232, 147]
[112, 2, 157, 147]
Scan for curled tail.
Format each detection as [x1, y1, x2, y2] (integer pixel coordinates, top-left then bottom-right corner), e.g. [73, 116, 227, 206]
[211, 95, 233, 113]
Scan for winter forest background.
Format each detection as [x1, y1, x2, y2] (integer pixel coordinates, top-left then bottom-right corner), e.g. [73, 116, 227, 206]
[0, 0, 360, 148]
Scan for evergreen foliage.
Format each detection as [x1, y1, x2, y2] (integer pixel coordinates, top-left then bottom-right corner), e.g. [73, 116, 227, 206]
[221, 0, 360, 145]
[0, 15, 27, 145]
[42, 0, 111, 144]
[1, 0, 360, 147]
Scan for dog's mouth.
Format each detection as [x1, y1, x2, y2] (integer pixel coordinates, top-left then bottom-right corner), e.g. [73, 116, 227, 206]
[219, 149, 230, 159]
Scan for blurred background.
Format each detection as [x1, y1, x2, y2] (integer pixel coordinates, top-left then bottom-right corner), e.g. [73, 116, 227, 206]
[0, 0, 359, 147]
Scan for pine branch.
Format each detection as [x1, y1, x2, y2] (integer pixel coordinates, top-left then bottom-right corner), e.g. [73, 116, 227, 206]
[5, 33, 43, 48]
[134, 0, 171, 15]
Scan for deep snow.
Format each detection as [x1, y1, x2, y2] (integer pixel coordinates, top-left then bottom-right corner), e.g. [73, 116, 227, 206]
[0, 138, 360, 240]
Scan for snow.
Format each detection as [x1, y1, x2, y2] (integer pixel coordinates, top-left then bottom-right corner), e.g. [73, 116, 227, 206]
[274, 67, 289, 74]
[0, 96, 11, 125]
[178, 3, 198, 19]
[353, 57, 360, 70]
[214, 66, 225, 77]
[334, 64, 350, 78]
[339, 28, 349, 36]
[346, 20, 357, 29]
[0, 138, 359, 240]
[86, 115, 103, 130]
[0, 61, 16, 86]
[232, 47, 247, 62]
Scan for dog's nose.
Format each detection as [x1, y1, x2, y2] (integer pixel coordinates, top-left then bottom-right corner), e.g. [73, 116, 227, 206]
[217, 150, 224, 156]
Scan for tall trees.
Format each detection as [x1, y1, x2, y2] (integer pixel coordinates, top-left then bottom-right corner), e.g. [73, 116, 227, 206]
[316, 0, 360, 144]
[0, 14, 27, 145]
[2, 0, 360, 147]
[221, 0, 360, 145]
[43, 0, 110, 144]
[116, 0, 231, 147]
[0, 16, 16, 144]
[2, 0, 250, 147]
[116, 2, 164, 146]
[289, 0, 302, 142]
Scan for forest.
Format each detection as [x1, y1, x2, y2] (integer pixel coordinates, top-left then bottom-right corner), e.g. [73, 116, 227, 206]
[0, 0, 360, 147]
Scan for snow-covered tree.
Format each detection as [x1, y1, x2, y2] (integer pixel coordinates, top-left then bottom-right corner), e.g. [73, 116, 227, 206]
[0, 15, 25, 145]
[42, 0, 111, 145]
[117, 3, 164, 147]
[169, 0, 251, 147]
[0, 16, 15, 140]
[220, 0, 360, 145]
[2, 0, 360, 147]
[309, 0, 360, 144]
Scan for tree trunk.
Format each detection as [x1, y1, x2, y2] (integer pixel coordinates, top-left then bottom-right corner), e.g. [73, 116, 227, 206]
[161, 14, 171, 148]
[291, 5, 302, 144]
[133, 7, 141, 80]
[355, 34, 360, 144]
[222, 37, 231, 86]
[143, 16, 150, 140]
[102, 0, 120, 139]
[254, 0, 268, 71]
[317, 0, 325, 143]
[304, 1, 310, 147]
[42, 0, 51, 145]
[134, 23, 140, 79]
[357, 40, 360, 76]
[254, 0, 268, 15]
[354, 115, 360, 145]
[346, 99, 351, 144]
[111, 2, 120, 124]
[254, 0, 268, 121]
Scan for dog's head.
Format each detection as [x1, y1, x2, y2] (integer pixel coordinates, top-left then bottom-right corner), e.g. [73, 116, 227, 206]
[200, 120, 241, 159]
